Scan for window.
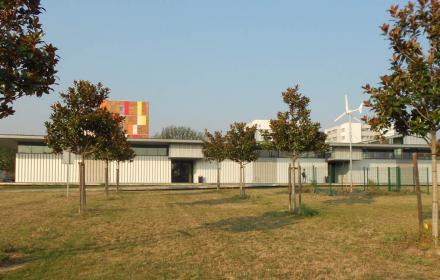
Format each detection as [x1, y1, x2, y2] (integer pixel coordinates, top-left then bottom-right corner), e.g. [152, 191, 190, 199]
[132, 146, 168, 156]
[18, 143, 52, 154]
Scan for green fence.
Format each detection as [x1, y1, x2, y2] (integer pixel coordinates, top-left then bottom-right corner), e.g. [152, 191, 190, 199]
[299, 164, 433, 194]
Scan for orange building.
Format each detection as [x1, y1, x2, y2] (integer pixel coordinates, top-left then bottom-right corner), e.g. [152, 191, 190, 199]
[101, 100, 149, 138]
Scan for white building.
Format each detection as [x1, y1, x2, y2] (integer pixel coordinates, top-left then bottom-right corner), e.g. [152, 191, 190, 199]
[0, 134, 438, 186]
[325, 122, 379, 143]
[324, 121, 426, 145]
[247, 120, 271, 142]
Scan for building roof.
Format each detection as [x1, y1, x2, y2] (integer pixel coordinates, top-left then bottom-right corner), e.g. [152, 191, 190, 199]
[0, 134, 203, 149]
[0, 133, 431, 150]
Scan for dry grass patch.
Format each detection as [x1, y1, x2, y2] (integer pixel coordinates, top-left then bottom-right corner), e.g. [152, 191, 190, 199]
[0, 188, 439, 279]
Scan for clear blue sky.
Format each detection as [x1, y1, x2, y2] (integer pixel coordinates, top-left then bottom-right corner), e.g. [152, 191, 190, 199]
[0, 0, 409, 135]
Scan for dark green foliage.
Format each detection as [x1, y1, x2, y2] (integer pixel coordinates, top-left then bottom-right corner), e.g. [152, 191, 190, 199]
[267, 85, 328, 159]
[45, 80, 110, 157]
[364, 0, 439, 247]
[0, 0, 58, 118]
[93, 112, 134, 163]
[225, 122, 259, 164]
[45, 80, 115, 212]
[154, 126, 204, 140]
[202, 130, 227, 163]
[0, 146, 15, 172]
[363, 0, 439, 139]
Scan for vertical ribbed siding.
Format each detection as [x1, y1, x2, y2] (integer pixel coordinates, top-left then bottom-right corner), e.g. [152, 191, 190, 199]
[15, 153, 440, 185]
[16, 153, 80, 184]
[277, 158, 328, 184]
[193, 159, 253, 184]
[253, 158, 277, 183]
[109, 156, 171, 184]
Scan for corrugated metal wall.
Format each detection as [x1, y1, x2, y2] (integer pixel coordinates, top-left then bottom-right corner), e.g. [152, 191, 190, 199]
[108, 156, 171, 184]
[253, 158, 277, 183]
[276, 158, 328, 184]
[15, 153, 440, 185]
[193, 159, 253, 184]
[16, 154, 108, 184]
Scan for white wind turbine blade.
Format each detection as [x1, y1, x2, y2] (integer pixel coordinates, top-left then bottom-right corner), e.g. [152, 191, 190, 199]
[358, 102, 363, 114]
[345, 95, 349, 113]
[334, 112, 346, 122]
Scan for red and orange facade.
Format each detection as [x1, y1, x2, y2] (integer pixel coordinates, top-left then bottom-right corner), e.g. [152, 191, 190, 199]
[101, 100, 149, 138]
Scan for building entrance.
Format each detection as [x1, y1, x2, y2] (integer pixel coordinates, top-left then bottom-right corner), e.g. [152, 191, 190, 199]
[171, 160, 193, 183]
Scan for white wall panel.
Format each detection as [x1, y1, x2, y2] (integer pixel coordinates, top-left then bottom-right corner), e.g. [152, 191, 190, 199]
[169, 144, 203, 158]
[109, 156, 171, 184]
[277, 158, 327, 184]
[16, 153, 79, 184]
[194, 159, 253, 184]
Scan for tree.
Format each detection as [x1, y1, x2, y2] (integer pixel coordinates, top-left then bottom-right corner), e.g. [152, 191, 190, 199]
[154, 126, 204, 140]
[0, 0, 58, 119]
[225, 122, 259, 197]
[267, 85, 328, 213]
[363, 0, 439, 247]
[94, 110, 134, 198]
[203, 130, 227, 191]
[45, 80, 110, 214]
[111, 132, 135, 192]
[0, 146, 15, 173]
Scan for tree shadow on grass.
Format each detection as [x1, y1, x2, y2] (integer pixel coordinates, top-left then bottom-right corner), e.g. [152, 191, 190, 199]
[176, 195, 251, 206]
[322, 194, 375, 205]
[422, 210, 432, 220]
[202, 211, 299, 232]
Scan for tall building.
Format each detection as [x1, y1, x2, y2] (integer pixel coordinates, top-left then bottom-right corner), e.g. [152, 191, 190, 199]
[324, 122, 377, 143]
[324, 121, 426, 144]
[247, 120, 271, 142]
[101, 100, 149, 138]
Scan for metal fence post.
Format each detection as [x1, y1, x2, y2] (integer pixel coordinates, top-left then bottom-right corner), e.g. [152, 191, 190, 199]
[427, 167, 430, 194]
[363, 167, 366, 191]
[366, 167, 369, 191]
[376, 166, 379, 189]
[388, 167, 391, 192]
[396, 166, 401, 192]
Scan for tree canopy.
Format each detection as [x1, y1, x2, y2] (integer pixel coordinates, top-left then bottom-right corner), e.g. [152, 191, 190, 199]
[202, 130, 227, 163]
[267, 85, 328, 160]
[225, 122, 259, 165]
[363, 0, 439, 140]
[0, 0, 58, 119]
[93, 111, 134, 163]
[45, 80, 110, 157]
[154, 126, 204, 140]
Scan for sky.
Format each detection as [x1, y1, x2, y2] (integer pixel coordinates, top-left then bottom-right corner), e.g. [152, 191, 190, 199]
[0, 0, 410, 135]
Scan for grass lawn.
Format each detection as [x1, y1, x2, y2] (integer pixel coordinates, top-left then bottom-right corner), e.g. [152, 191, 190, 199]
[0, 188, 439, 279]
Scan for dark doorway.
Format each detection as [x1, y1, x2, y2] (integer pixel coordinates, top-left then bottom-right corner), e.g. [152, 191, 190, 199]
[171, 160, 193, 183]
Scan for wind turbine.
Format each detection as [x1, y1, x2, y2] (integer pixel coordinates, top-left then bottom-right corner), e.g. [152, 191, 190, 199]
[334, 95, 363, 192]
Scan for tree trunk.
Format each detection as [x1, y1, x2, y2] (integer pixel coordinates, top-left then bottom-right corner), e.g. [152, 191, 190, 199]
[105, 160, 109, 199]
[217, 160, 221, 191]
[240, 163, 245, 197]
[413, 153, 423, 240]
[78, 161, 83, 214]
[288, 163, 293, 212]
[298, 163, 302, 213]
[79, 155, 86, 214]
[293, 160, 297, 213]
[116, 161, 120, 192]
[431, 132, 438, 247]
[82, 161, 86, 209]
